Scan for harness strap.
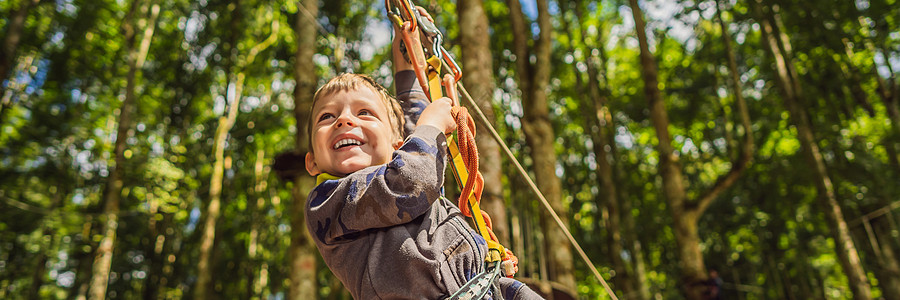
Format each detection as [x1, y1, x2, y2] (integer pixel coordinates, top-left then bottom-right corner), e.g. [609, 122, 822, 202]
[426, 56, 444, 100]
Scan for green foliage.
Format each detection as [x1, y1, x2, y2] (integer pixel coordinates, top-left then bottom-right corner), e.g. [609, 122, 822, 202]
[2, 0, 900, 299]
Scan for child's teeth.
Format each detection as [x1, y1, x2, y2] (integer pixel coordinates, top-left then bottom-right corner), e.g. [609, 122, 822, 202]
[334, 139, 361, 149]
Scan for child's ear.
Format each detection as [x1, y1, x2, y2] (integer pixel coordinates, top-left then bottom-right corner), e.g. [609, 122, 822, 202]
[305, 152, 320, 176]
[393, 139, 403, 150]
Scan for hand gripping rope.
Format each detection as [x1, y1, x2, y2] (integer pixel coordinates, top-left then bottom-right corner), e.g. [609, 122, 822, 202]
[385, 0, 519, 288]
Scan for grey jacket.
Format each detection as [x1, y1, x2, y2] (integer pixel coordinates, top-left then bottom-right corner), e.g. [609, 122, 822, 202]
[305, 71, 542, 300]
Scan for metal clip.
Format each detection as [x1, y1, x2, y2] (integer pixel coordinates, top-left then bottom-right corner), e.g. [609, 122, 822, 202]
[385, 0, 416, 29]
[412, 6, 444, 60]
[441, 46, 462, 82]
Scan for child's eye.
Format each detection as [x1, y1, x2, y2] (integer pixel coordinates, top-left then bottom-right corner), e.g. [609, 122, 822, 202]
[358, 110, 372, 116]
[318, 113, 334, 122]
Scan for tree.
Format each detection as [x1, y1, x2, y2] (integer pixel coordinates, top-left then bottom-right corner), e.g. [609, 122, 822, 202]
[627, 0, 754, 298]
[0, 0, 41, 107]
[194, 2, 279, 297]
[89, 1, 159, 298]
[751, 0, 871, 299]
[287, 0, 319, 299]
[506, 0, 576, 292]
[4, 0, 900, 299]
[458, 0, 509, 245]
[558, 0, 636, 298]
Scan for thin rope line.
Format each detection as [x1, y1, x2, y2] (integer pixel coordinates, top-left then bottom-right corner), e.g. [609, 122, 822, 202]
[454, 78, 619, 300]
[296, 1, 331, 38]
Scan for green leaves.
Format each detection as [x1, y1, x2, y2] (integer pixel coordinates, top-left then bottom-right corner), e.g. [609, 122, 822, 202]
[1, 0, 900, 299]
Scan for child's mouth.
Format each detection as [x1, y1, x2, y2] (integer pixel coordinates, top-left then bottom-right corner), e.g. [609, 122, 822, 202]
[334, 138, 364, 150]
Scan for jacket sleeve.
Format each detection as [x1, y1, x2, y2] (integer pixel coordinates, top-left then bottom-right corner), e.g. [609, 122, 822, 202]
[394, 70, 430, 137]
[305, 125, 448, 245]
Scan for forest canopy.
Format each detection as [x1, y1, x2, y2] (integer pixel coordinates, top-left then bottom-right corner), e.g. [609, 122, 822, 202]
[1, 0, 899, 299]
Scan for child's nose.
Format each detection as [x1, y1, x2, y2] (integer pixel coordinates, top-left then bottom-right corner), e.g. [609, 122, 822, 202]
[335, 114, 355, 128]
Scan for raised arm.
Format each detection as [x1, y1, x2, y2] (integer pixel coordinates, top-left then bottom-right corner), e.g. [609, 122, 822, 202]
[394, 70, 429, 136]
[392, 6, 434, 137]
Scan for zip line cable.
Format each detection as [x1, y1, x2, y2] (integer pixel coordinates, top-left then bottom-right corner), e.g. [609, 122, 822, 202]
[452, 74, 619, 300]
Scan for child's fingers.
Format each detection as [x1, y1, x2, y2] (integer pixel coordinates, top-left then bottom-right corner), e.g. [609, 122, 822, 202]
[411, 81, 453, 134]
[437, 97, 454, 111]
[415, 6, 434, 23]
[422, 97, 455, 134]
[440, 98, 457, 133]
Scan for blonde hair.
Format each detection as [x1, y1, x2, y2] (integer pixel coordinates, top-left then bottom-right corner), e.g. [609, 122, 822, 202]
[307, 73, 405, 152]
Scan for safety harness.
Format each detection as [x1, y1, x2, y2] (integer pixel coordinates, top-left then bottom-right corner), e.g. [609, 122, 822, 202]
[385, 1, 518, 298]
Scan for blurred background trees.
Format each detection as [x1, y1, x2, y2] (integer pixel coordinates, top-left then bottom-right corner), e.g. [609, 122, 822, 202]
[1, 0, 898, 299]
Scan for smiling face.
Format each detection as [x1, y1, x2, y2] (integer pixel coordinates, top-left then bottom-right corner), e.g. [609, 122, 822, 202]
[305, 85, 403, 177]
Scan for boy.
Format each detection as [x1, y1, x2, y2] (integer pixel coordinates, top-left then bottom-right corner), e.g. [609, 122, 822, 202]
[302, 13, 542, 300]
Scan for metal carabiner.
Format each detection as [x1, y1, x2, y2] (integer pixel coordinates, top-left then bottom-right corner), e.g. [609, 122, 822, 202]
[409, 5, 444, 60]
[430, 34, 444, 60]
[440, 46, 462, 82]
[385, 0, 416, 30]
[414, 7, 441, 40]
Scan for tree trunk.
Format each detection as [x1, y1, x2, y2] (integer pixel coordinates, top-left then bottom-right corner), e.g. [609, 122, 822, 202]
[69, 218, 95, 300]
[194, 2, 242, 299]
[248, 149, 267, 299]
[0, 0, 40, 105]
[194, 46, 236, 300]
[627, 2, 757, 298]
[560, 1, 634, 297]
[693, 0, 756, 213]
[506, 0, 576, 292]
[854, 16, 900, 171]
[752, 1, 872, 299]
[796, 239, 821, 299]
[288, 0, 319, 299]
[142, 211, 172, 300]
[837, 44, 875, 117]
[143, 90, 186, 300]
[28, 249, 49, 299]
[458, 0, 509, 246]
[600, 37, 652, 299]
[715, 0, 754, 172]
[870, 217, 900, 299]
[195, 4, 278, 297]
[88, 2, 158, 299]
[627, 1, 707, 299]
[28, 184, 68, 299]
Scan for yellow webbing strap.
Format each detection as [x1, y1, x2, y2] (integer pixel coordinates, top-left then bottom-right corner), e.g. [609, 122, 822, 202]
[421, 54, 503, 263]
[447, 137, 505, 263]
[426, 56, 443, 101]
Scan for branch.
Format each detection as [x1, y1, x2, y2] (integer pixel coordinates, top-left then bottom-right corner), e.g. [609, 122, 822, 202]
[0, 195, 51, 215]
[225, 19, 280, 129]
[848, 201, 900, 228]
[695, 147, 751, 215]
[245, 19, 280, 68]
[696, 0, 756, 215]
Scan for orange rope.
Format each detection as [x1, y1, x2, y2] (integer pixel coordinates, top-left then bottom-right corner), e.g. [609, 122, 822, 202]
[451, 107, 499, 242]
[450, 106, 480, 217]
[452, 105, 519, 277]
